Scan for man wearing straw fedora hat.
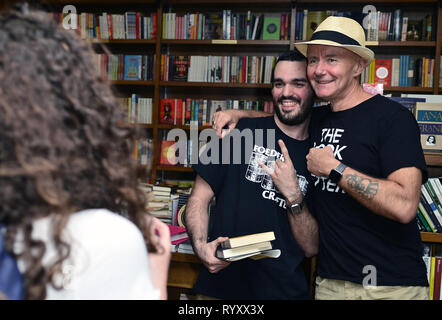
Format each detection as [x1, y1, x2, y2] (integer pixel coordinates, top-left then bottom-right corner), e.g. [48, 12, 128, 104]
[213, 16, 429, 300]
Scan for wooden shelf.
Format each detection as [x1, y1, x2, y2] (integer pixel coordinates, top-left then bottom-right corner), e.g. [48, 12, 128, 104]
[421, 232, 442, 243]
[90, 39, 156, 44]
[383, 86, 434, 93]
[157, 124, 212, 130]
[369, 41, 436, 47]
[425, 153, 442, 166]
[161, 39, 290, 46]
[168, 252, 200, 290]
[110, 80, 155, 86]
[160, 81, 272, 88]
[156, 165, 194, 172]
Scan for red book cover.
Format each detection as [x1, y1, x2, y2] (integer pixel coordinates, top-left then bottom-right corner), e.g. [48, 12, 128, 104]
[159, 140, 177, 165]
[174, 99, 183, 125]
[159, 99, 175, 124]
[107, 13, 113, 40]
[172, 56, 189, 81]
[136, 12, 140, 39]
[152, 12, 157, 39]
[374, 59, 392, 86]
[168, 225, 189, 245]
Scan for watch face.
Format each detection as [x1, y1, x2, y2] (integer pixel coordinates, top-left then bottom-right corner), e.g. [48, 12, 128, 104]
[290, 203, 302, 214]
[329, 169, 342, 184]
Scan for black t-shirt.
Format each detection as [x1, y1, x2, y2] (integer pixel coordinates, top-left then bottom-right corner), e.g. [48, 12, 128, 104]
[308, 94, 429, 286]
[192, 116, 311, 299]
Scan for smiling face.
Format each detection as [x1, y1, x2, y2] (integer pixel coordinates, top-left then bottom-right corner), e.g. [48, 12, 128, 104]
[306, 45, 365, 103]
[272, 60, 314, 126]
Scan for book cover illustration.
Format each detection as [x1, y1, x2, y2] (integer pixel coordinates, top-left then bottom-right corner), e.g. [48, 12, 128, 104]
[159, 140, 178, 165]
[262, 14, 281, 40]
[123, 55, 142, 80]
[374, 59, 392, 86]
[415, 102, 442, 153]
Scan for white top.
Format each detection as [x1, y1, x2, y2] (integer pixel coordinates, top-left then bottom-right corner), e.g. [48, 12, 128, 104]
[17, 209, 160, 300]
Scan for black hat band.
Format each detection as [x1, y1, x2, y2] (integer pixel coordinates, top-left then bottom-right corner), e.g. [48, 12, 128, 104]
[310, 30, 361, 47]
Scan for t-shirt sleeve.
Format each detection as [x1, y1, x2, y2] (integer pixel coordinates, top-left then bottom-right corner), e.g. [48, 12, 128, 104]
[378, 107, 428, 183]
[192, 137, 228, 195]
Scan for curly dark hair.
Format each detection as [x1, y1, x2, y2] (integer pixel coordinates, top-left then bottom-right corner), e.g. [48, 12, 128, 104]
[0, 9, 158, 299]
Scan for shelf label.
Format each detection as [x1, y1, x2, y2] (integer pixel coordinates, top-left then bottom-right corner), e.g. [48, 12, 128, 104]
[366, 41, 379, 46]
[211, 40, 238, 44]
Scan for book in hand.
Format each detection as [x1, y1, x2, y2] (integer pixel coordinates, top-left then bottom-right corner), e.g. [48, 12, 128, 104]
[221, 231, 275, 249]
[215, 231, 279, 261]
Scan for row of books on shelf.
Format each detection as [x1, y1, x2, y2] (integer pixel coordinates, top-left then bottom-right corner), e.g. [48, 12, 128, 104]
[423, 243, 442, 300]
[160, 54, 276, 84]
[416, 178, 442, 233]
[162, 11, 290, 41]
[96, 54, 155, 81]
[159, 139, 204, 167]
[51, 11, 158, 40]
[159, 98, 273, 127]
[118, 95, 153, 124]
[361, 57, 434, 88]
[365, 9, 434, 42]
[293, 9, 434, 42]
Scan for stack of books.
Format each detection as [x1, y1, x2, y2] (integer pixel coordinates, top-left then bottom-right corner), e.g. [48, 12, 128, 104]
[215, 231, 280, 261]
[145, 185, 179, 224]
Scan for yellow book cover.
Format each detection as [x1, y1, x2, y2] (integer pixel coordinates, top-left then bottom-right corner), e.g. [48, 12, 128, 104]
[430, 256, 436, 300]
[306, 11, 326, 40]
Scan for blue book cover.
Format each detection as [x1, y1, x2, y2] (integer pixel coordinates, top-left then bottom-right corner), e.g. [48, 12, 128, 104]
[388, 96, 425, 114]
[123, 55, 142, 80]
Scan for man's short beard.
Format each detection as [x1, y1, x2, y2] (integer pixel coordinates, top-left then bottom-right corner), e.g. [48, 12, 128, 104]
[274, 98, 312, 126]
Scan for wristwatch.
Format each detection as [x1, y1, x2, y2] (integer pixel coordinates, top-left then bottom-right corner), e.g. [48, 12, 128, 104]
[287, 199, 304, 215]
[328, 162, 347, 184]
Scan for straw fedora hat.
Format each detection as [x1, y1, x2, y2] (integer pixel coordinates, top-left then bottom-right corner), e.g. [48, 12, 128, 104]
[294, 16, 374, 64]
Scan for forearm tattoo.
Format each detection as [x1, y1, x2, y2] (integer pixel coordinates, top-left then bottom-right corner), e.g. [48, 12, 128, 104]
[345, 173, 379, 200]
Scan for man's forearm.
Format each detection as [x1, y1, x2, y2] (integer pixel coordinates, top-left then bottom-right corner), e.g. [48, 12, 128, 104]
[287, 206, 319, 257]
[236, 109, 270, 118]
[339, 166, 421, 224]
[184, 196, 210, 251]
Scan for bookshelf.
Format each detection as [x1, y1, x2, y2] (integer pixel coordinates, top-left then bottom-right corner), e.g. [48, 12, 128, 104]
[41, 0, 442, 283]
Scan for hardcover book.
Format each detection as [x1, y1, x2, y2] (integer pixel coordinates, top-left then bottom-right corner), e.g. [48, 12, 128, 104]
[216, 241, 273, 260]
[374, 59, 392, 86]
[123, 55, 142, 80]
[262, 14, 281, 40]
[415, 102, 442, 153]
[221, 231, 275, 249]
[159, 140, 178, 165]
[172, 56, 190, 81]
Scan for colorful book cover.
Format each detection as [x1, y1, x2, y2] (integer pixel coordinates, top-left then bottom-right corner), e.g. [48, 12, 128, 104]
[172, 56, 189, 81]
[123, 55, 141, 80]
[387, 97, 426, 114]
[262, 14, 281, 40]
[159, 99, 175, 124]
[159, 140, 177, 165]
[374, 59, 392, 86]
[415, 102, 442, 153]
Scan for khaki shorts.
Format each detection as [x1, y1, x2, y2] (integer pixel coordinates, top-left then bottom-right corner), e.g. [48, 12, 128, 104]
[315, 276, 429, 300]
